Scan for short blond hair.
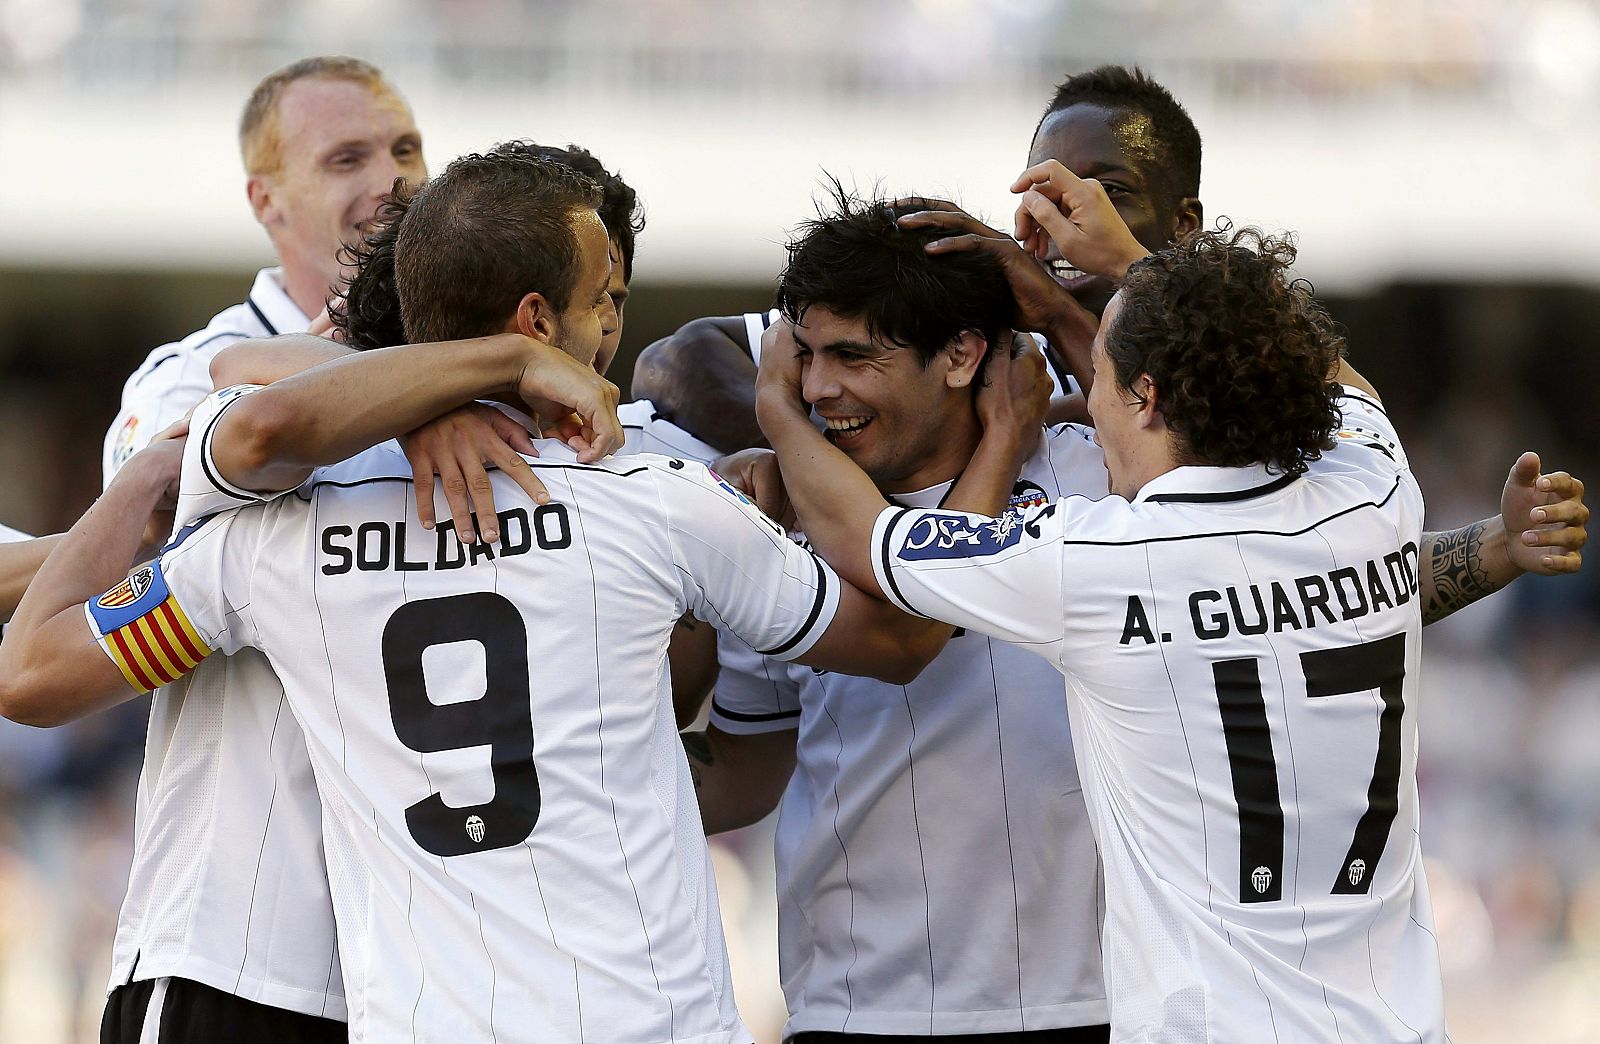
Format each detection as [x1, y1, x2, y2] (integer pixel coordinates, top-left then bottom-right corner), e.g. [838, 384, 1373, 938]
[239, 56, 395, 175]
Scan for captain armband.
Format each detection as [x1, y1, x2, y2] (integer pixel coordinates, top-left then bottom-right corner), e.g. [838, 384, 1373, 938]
[85, 560, 214, 692]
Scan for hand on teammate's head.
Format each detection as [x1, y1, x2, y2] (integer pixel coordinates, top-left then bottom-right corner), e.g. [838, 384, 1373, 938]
[895, 200, 1095, 343]
[975, 331, 1051, 450]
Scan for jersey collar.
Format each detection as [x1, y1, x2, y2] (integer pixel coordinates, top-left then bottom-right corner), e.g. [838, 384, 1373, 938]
[884, 425, 1061, 510]
[1132, 462, 1299, 506]
[246, 267, 312, 336]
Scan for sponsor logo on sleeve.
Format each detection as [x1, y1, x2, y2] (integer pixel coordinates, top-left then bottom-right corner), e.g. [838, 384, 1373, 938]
[897, 503, 1056, 562]
[1336, 423, 1398, 457]
[111, 415, 140, 469]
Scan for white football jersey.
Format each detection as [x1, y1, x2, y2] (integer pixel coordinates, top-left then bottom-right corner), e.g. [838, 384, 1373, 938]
[621, 399, 721, 463]
[712, 425, 1112, 1036]
[103, 268, 309, 483]
[872, 391, 1443, 1043]
[88, 397, 843, 1042]
[99, 273, 342, 1017]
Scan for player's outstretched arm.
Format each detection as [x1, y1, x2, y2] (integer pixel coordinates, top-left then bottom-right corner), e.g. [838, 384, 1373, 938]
[632, 316, 765, 453]
[0, 535, 60, 622]
[682, 725, 797, 835]
[209, 332, 622, 496]
[209, 333, 352, 389]
[0, 437, 185, 726]
[1420, 452, 1587, 624]
[213, 334, 548, 545]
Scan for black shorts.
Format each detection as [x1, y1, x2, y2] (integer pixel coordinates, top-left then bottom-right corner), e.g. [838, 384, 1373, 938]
[101, 977, 346, 1044]
[790, 1028, 1111, 1044]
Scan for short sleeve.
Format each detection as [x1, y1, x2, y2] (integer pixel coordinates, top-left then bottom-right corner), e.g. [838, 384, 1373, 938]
[0, 523, 31, 543]
[103, 333, 250, 489]
[871, 501, 1068, 649]
[708, 632, 803, 735]
[175, 384, 285, 527]
[620, 400, 722, 466]
[83, 508, 263, 693]
[655, 461, 840, 662]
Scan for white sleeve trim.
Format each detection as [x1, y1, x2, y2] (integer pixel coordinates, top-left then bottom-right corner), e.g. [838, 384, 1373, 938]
[870, 506, 924, 617]
[198, 385, 277, 504]
[753, 553, 841, 662]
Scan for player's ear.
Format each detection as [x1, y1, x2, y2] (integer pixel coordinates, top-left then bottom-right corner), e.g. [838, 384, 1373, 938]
[1172, 197, 1203, 241]
[942, 329, 988, 390]
[246, 174, 277, 228]
[514, 292, 559, 345]
[1133, 374, 1163, 430]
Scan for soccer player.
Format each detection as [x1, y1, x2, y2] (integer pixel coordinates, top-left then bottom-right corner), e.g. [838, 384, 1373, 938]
[0, 151, 1019, 1042]
[94, 55, 425, 1041]
[221, 139, 724, 719]
[686, 190, 1113, 1042]
[757, 171, 1583, 1041]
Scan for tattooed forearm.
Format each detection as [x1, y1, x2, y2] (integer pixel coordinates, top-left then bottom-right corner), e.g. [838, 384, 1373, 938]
[681, 730, 714, 789]
[1421, 522, 1502, 625]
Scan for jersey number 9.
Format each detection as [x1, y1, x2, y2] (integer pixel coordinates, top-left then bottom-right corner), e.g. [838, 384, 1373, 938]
[383, 592, 541, 857]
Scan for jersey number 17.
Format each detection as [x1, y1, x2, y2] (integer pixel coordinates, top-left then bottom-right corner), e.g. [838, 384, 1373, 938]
[1212, 632, 1406, 904]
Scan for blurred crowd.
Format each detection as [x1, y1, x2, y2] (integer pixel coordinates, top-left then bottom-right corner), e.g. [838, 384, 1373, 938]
[3, 0, 1599, 109]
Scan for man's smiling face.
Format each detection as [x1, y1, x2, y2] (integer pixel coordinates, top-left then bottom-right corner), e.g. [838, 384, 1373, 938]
[794, 306, 965, 493]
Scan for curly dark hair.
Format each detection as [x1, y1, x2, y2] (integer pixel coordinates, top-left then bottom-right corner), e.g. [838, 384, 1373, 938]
[1107, 226, 1342, 476]
[331, 181, 412, 350]
[1036, 65, 1201, 213]
[776, 179, 1012, 369]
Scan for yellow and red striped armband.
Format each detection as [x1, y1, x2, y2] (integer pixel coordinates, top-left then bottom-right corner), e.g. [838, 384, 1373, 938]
[85, 561, 214, 693]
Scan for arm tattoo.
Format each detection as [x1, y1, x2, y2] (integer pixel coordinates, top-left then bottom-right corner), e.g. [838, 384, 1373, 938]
[681, 730, 714, 789]
[1422, 521, 1501, 625]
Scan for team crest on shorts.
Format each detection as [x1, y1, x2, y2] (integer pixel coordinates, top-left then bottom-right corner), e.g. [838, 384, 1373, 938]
[97, 564, 155, 610]
[111, 415, 140, 468]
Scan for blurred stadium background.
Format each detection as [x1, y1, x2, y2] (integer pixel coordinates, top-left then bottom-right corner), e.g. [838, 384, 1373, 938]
[1, 0, 1597, 1040]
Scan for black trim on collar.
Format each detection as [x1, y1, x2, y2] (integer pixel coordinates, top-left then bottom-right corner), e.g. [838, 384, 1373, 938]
[246, 297, 279, 336]
[1145, 470, 1299, 505]
[1340, 390, 1388, 417]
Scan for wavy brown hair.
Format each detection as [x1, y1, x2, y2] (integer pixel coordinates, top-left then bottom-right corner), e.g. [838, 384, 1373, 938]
[1108, 226, 1342, 476]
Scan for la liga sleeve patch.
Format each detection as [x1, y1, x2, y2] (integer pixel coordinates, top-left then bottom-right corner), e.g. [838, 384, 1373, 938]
[87, 561, 213, 692]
